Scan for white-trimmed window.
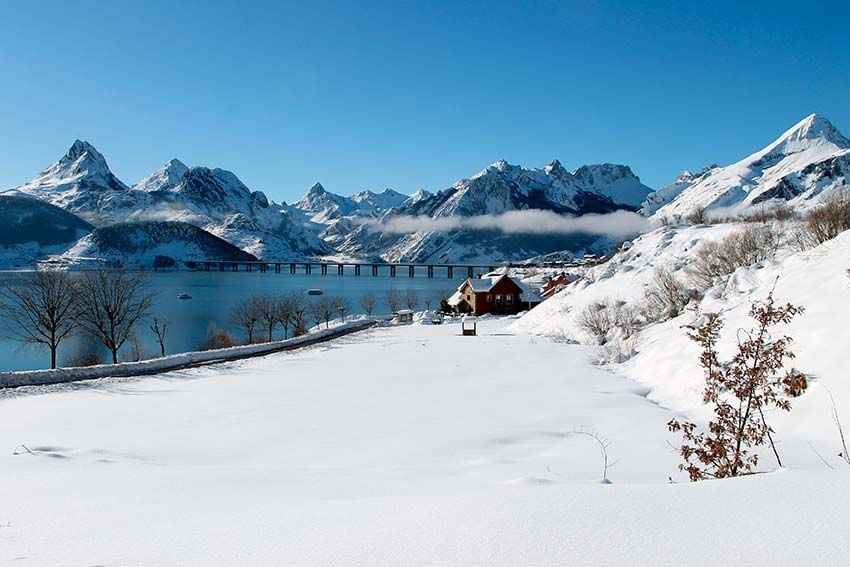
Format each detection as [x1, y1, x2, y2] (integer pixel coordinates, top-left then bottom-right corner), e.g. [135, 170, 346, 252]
[487, 294, 492, 302]
[506, 294, 514, 304]
[495, 294, 502, 305]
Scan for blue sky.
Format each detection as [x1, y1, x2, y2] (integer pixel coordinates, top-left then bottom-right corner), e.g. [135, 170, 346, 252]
[1, 0, 848, 202]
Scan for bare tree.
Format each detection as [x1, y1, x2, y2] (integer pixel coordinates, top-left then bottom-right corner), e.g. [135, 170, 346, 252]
[0, 269, 80, 369]
[256, 293, 280, 342]
[385, 288, 400, 313]
[403, 288, 419, 311]
[149, 317, 168, 357]
[360, 291, 377, 316]
[230, 295, 261, 343]
[289, 292, 309, 337]
[423, 294, 436, 310]
[312, 297, 335, 329]
[309, 298, 325, 330]
[276, 295, 294, 339]
[334, 297, 351, 322]
[77, 267, 156, 364]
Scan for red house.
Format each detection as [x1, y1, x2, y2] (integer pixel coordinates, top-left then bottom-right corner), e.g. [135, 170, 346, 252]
[448, 273, 540, 315]
[540, 272, 578, 299]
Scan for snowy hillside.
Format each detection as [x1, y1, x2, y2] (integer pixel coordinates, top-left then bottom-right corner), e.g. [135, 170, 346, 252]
[60, 221, 257, 269]
[512, 221, 850, 469]
[652, 114, 850, 218]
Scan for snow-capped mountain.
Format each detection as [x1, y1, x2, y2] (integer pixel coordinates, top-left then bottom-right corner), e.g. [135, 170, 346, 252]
[350, 188, 408, 213]
[133, 158, 190, 193]
[5, 140, 147, 222]
[293, 183, 360, 223]
[639, 166, 719, 216]
[4, 142, 330, 261]
[335, 158, 652, 263]
[653, 114, 850, 218]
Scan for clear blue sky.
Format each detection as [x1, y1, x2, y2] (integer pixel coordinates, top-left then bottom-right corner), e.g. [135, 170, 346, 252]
[1, 0, 848, 202]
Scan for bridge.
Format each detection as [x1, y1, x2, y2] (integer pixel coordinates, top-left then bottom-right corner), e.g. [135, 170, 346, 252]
[182, 258, 593, 278]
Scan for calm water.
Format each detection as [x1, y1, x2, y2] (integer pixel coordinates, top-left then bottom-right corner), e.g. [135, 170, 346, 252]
[0, 269, 464, 372]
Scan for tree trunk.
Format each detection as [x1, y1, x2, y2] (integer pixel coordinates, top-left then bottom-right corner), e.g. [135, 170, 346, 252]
[50, 346, 57, 370]
[111, 349, 118, 364]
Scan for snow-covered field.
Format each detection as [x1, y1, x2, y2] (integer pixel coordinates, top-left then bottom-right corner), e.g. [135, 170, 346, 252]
[1, 317, 849, 565]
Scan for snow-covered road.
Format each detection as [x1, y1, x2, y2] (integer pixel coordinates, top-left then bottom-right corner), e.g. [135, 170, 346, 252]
[1, 318, 848, 565]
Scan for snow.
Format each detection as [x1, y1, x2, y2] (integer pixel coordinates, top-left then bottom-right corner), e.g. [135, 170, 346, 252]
[1, 317, 849, 565]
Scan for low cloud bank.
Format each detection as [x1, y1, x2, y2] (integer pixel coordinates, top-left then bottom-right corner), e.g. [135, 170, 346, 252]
[374, 209, 650, 238]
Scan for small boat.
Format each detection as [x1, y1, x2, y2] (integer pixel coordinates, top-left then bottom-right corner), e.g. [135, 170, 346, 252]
[177, 293, 192, 300]
[307, 289, 323, 296]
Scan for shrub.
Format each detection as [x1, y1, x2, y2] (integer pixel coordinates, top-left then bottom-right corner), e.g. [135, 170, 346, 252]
[576, 299, 639, 344]
[687, 224, 781, 290]
[795, 190, 850, 249]
[198, 323, 239, 351]
[66, 352, 103, 367]
[686, 207, 708, 225]
[641, 266, 690, 322]
[668, 292, 807, 481]
[576, 302, 614, 343]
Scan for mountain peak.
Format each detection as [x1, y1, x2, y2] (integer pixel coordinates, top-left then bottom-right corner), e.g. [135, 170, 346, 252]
[134, 158, 190, 192]
[780, 113, 847, 145]
[308, 182, 326, 195]
[63, 139, 108, 171]
[544, 159, 567, 176]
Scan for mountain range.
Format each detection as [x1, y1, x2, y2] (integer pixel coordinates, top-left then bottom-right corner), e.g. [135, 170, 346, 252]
[1, 113, 847, 268]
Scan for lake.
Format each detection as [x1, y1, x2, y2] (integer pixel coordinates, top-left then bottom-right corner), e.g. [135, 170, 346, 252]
[0, 269, 465, 372]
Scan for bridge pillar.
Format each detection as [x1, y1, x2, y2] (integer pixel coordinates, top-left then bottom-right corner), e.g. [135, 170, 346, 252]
[447, 266, 453, 279]
[390, 265, 396, 278]
[372, 264, 378, 276]
[275, 263, 281, 274]
[355, 264, 361, 276]
[247, 263, 253, 273]
[321, 264, 327, 275]
[290, 263, 296, 274]
[468, 267, 474, 278]
[232, 263, 238, 272]
[427, 265, 433, 278]
[337, 264, 344, 275]
[408, 265, 415, 278]
[219, 262, 224, 272]
[305, 263, 311, 274]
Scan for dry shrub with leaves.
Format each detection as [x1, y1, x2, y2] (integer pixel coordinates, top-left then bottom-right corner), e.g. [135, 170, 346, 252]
[668, 291, 807, 481]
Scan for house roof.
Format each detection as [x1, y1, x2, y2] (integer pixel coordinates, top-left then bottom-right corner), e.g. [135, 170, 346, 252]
[456, 273, 539, 301]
